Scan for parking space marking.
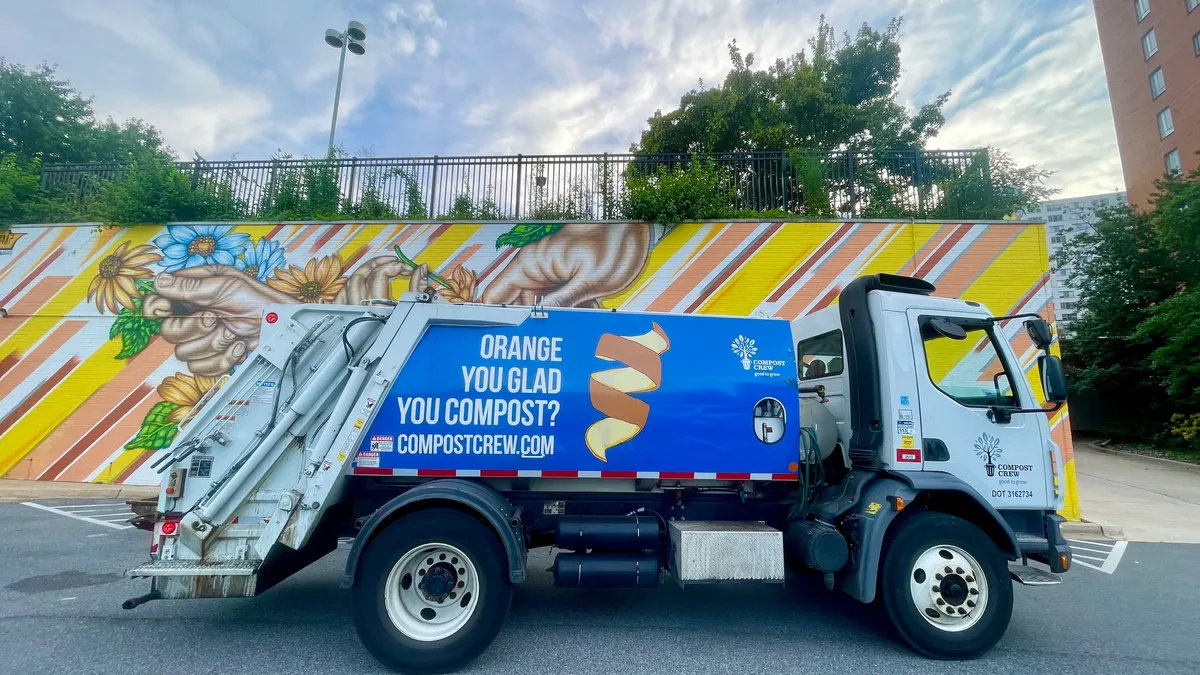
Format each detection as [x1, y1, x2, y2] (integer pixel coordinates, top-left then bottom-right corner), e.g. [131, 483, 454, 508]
[1068, 538, 1127, 574]
[20, 502, 133, 530]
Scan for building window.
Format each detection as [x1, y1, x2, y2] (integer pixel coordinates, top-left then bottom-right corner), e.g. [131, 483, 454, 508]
[1051, 236, 1066, 244]
[1059, 290, 1074, 299]
[1149, 68, 1166, 98]
[1060, 302, 1077, 311]
[1048, 214, 1063, 222]
[1165, 149, 1182, 176]
[1136, 0, 1150, 20]
[1158, 107, 1175, 138]
[1143, 29, 1158, 59]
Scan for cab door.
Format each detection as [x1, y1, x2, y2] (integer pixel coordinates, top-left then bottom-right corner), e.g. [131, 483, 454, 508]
[906, 311, 1051, 510]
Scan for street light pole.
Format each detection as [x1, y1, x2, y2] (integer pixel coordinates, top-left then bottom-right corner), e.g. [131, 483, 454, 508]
[324, 21, 367, 159]
[327, 40, 348, 157]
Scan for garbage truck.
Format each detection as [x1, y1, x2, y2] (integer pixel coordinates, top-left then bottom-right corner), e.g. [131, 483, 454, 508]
[123, 272, 1073, 673]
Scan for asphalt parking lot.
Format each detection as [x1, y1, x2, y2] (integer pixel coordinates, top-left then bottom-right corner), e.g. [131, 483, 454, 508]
[2, 498, 1198, 675]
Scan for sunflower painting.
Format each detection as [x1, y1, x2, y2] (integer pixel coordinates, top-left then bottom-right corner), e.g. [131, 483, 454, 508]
[157, 373, 221, 423]
[86, 242, 161, 314]
[268, 254, 348, 303]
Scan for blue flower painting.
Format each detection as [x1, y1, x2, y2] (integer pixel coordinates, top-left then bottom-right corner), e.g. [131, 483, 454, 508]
[236, 238, 287, 281]
[154, 225, 250, 272]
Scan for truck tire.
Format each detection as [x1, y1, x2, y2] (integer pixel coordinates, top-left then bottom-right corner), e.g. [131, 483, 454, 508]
[353, 508, 513, 674]
[880, 511, 1013, 659]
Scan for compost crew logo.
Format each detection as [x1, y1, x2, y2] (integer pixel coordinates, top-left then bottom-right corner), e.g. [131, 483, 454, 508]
[974, 432, 1003, 477]
[732, 334, 786, 377]
[585, 322, 670, 462]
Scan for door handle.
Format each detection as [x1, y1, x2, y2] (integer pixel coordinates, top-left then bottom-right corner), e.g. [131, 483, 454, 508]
[923, 438, 950, 462]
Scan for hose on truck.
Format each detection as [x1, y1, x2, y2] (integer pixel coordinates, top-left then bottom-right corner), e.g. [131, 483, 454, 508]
[786, 427, 826, 522]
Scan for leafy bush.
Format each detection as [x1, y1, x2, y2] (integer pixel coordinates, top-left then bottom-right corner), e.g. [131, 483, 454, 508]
[624, 160, 733, 224]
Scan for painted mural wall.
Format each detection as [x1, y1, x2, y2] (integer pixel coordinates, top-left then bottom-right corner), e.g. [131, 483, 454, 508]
[0, 220, 1079, 518]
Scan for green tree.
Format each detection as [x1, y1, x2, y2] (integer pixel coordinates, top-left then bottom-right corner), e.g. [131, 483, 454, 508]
[1056, 167, 1200, 448]
[91, 155, 244, 224]
[0, 59, 168, 164]
[633, 18, 948, 155]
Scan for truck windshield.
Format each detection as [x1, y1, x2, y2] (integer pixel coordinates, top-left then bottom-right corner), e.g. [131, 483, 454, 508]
[920, 318, 1019, 408]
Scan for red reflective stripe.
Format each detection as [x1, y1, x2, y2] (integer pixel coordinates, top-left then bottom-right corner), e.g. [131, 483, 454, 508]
[541, 470, 579, 478]
[659, 472, 694, 479]
[354, 467, 393, 476]
[417, 469, 457, 477]
[715, 472, 752, 480]
[479, 469, 519, 477]
[771, 473, 799, 481]
[600, 471, 637, 479]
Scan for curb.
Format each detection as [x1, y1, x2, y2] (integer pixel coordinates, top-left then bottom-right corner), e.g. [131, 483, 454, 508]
[0, 479, 158, 503]
[1061, 518, 1125, 540]
[1079, 442, 1200, 473]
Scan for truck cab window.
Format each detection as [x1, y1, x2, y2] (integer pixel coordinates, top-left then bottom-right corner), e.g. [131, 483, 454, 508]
[920, 318, 1019, 408]
[797, 330, 844, 380]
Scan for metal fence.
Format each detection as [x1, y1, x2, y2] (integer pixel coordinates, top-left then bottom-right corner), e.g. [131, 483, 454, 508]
[40, 149, 991, 220]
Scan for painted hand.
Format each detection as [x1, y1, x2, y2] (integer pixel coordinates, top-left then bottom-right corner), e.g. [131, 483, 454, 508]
[333, 256, 430, 304]
[142, 266, 296, 377]
[481, 223, 652, 308]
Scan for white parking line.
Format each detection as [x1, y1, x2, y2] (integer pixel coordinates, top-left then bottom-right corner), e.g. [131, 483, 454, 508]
[54, 503, 128, 510]
[20, 502, 133, 530]
[1069, 539, 1127, 574]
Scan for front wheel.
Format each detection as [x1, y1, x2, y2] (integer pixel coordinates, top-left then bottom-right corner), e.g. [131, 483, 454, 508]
[353, 508, 513, 674]
[880, 511, 1013, 659]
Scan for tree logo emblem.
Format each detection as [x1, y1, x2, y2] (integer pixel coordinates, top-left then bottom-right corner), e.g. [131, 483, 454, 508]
[974, 432, 1003, 477]
[732, 335, 757, 370]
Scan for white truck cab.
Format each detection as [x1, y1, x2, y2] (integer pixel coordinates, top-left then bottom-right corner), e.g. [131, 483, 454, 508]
[792, 277, 1066, 514]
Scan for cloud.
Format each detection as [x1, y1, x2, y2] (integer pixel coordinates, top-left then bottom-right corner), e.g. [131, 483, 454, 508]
[0, 0, 1120, 195]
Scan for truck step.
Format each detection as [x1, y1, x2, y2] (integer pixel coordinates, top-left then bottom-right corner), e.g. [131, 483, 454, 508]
[669, 521, 784, 585]
[1008, 564, 1062, 586]
[126, 560, 259, 578]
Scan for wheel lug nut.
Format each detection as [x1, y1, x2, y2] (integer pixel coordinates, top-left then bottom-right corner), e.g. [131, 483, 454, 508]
[935, 573, 944, 580]
[955, 567, 964, 574]
[965, 576, 975, 583]
[944, 566, 953, 574]
[967, 600, 976, 608]
[936, 598, 945, 605]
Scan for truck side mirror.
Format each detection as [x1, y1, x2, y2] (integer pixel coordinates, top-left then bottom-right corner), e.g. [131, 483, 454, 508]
[1024, 318, 1053, 351]
[1038, 354, 1068, 403]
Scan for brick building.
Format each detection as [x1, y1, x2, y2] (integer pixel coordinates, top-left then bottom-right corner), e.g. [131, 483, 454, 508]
[1093, 0, 1200, 206]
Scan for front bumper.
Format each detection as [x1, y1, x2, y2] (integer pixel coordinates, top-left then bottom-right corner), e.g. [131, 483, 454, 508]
[1021, 513, 1072, 573]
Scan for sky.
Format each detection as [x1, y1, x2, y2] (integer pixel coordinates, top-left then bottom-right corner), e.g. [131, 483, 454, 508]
[0, 0, 1123, 198]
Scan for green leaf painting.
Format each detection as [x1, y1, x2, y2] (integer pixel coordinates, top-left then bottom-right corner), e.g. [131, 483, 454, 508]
[123, 401, 181, 451]
[495, 223, 563, 249]
[109, 297, 161, 359]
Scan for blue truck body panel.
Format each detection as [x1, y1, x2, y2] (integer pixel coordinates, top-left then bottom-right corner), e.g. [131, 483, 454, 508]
[354, 308, 800, 476]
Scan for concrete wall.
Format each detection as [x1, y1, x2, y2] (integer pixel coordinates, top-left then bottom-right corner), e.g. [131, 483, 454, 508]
[0, 220, 1080, 518]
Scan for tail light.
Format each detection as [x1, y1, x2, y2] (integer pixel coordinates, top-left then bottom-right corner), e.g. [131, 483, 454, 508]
[151, 514, 183, 556]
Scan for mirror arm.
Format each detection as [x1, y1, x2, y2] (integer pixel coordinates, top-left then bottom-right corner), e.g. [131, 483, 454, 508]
[987, 401, 1065, 424]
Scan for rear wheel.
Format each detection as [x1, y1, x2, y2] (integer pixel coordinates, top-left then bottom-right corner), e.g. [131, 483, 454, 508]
[880, 511, 1013, 659]
[353, 508, 512, 674]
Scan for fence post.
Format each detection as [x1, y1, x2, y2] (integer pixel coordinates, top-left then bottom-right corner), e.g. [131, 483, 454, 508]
[515, 154, 524, 219]
[429, 156, 440, 218]
[780, 151, 789, 213]
[915, 149, 926, 216]
[347, 157, 359, 210]
[264, 159, 279, 214]
[190, 160, 202, 190]
[846, 151, 856, 218]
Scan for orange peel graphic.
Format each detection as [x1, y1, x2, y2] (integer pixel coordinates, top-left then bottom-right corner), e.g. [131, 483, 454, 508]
[585, 322, 670, 462]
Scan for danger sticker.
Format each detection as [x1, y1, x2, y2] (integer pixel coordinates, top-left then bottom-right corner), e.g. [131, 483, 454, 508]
[355, 451, 380, 468]
[896, 448, 922, 463]
[370, 435, 395, 452]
